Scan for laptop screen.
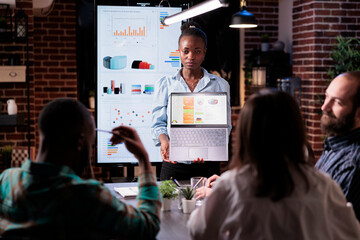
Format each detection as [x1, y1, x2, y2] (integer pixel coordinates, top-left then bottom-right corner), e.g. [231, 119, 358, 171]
[170, 92, 227, 126]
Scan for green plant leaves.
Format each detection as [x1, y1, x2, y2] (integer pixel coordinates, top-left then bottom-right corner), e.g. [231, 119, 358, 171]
[158, 180, 178, 199]
[328, 36, 360, 82]
[180, 186, 195, 200]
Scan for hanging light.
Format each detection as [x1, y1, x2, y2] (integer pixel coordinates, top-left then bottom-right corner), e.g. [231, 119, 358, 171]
[229, 0, 257, 28]
[161, 0, 229, 26]
[14, 9, 28, 41]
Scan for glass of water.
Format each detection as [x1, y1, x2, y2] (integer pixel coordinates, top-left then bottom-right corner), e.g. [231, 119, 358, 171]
[190, 177, 207, 207]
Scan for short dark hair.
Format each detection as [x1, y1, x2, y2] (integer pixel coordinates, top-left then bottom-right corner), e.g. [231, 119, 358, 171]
[38, 98, 93, 146]
[179, 21, 207, 48]
[231, 89, 309, 201]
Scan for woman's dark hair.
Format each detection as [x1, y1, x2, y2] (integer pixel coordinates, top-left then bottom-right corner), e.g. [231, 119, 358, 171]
[231, 89, 309, 201]
[179, 21, 207, 48]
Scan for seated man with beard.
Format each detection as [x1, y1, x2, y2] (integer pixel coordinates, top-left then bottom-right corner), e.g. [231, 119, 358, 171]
[316, 71, 360, 220]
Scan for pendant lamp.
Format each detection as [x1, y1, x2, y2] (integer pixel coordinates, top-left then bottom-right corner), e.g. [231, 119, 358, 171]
[229, 0, 257, 28]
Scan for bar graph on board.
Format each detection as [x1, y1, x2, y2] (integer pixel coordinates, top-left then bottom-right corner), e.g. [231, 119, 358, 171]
[113, 17, 147, 38]
[107, 141, 119, 156]
[114, 26, 146, 36]
[160, 11, 170, 29]
[164, 50, 180, 67]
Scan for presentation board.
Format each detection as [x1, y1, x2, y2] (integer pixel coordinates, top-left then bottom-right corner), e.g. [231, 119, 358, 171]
[95, 2, 183, 165]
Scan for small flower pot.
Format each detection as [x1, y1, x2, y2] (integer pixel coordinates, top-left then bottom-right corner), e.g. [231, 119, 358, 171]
[161, 198, 172, 211]
[261, 42, 269, 52]
[182, 199, 196, 214]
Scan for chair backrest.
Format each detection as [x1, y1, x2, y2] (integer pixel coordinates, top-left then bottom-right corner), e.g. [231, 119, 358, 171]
[11, 146, 35, 167]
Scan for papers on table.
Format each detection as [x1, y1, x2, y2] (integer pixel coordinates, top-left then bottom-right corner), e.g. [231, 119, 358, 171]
[114, 187, 139, 199]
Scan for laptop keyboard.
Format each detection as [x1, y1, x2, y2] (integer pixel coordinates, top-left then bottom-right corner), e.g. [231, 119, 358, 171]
[171, 128, 227, 147]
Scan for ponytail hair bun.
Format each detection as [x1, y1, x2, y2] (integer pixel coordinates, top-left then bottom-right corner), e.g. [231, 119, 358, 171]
[181, 21, 202, 32]
[179, 21, 207, 48]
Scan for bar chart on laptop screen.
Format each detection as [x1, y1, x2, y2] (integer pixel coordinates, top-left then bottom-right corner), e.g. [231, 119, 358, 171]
[96, 5, 181, 164]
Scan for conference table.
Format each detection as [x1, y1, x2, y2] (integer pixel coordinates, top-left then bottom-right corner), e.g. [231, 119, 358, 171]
[105, 182, 192, 240]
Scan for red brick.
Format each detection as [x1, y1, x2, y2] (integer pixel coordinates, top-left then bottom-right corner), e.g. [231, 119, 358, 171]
[44, 74, 60, 80]
[323, 3, 339, 9]
[6, 134, 26, 140]
[43, 62, 59, 67]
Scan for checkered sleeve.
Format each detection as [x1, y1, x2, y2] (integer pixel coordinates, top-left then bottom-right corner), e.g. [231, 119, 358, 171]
[111, 172, 161, 239]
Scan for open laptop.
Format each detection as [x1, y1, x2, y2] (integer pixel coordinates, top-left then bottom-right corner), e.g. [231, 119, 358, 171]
[169, 92, 228, 162]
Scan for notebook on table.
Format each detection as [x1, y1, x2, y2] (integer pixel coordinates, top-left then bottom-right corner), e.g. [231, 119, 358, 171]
[169, 92, 228, 162]
[114, 187, 138, 199]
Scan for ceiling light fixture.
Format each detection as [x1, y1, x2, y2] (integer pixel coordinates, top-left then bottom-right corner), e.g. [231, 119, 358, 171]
[229, 0, 257, 28]
[161, 0, 229, 26]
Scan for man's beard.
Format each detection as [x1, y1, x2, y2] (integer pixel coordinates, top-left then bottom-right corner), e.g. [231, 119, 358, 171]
[321, 110, 356, 136]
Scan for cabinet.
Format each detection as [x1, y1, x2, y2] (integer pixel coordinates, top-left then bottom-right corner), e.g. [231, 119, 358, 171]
[0, 66, 26, 82]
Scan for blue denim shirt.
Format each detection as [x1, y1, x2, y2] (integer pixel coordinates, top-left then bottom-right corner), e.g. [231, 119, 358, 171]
[151, 68, 232, 146]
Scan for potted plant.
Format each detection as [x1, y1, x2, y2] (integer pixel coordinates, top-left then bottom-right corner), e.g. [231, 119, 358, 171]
[180, 186, 196, 214]
[159, 180, 178, 211]
[0, 145, 13, 170]
[260, 33, 269, 52]
[327, 35, 360, 82]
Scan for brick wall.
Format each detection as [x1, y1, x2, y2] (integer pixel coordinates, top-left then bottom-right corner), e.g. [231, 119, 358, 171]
[1, 1, 77, 148]
[292, 0, 360, 158]
[0, 0, 34, 149]
[245, 0, 279, 55]
[0, 0, 108, 179]
[33, 0, 78, 150]
[0, 0, 80, 170]
[231, 0, 279, 158]
[242, 0, 279, 101]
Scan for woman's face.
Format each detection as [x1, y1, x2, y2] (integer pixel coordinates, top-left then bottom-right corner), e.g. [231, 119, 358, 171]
[179, 35, 206, 71]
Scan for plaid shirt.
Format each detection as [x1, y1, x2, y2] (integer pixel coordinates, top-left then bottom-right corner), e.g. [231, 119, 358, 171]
[0, 159, 161, 239]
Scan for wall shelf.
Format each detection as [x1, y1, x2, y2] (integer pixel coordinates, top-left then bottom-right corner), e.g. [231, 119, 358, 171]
[0, 114, 25, 126]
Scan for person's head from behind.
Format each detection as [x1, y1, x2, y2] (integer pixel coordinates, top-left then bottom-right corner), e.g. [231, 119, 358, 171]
[321, 71, 360, 136]
[231, 89, 308, 201]
[38, 98, 95, 175]
[178, 21, 207, 71]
